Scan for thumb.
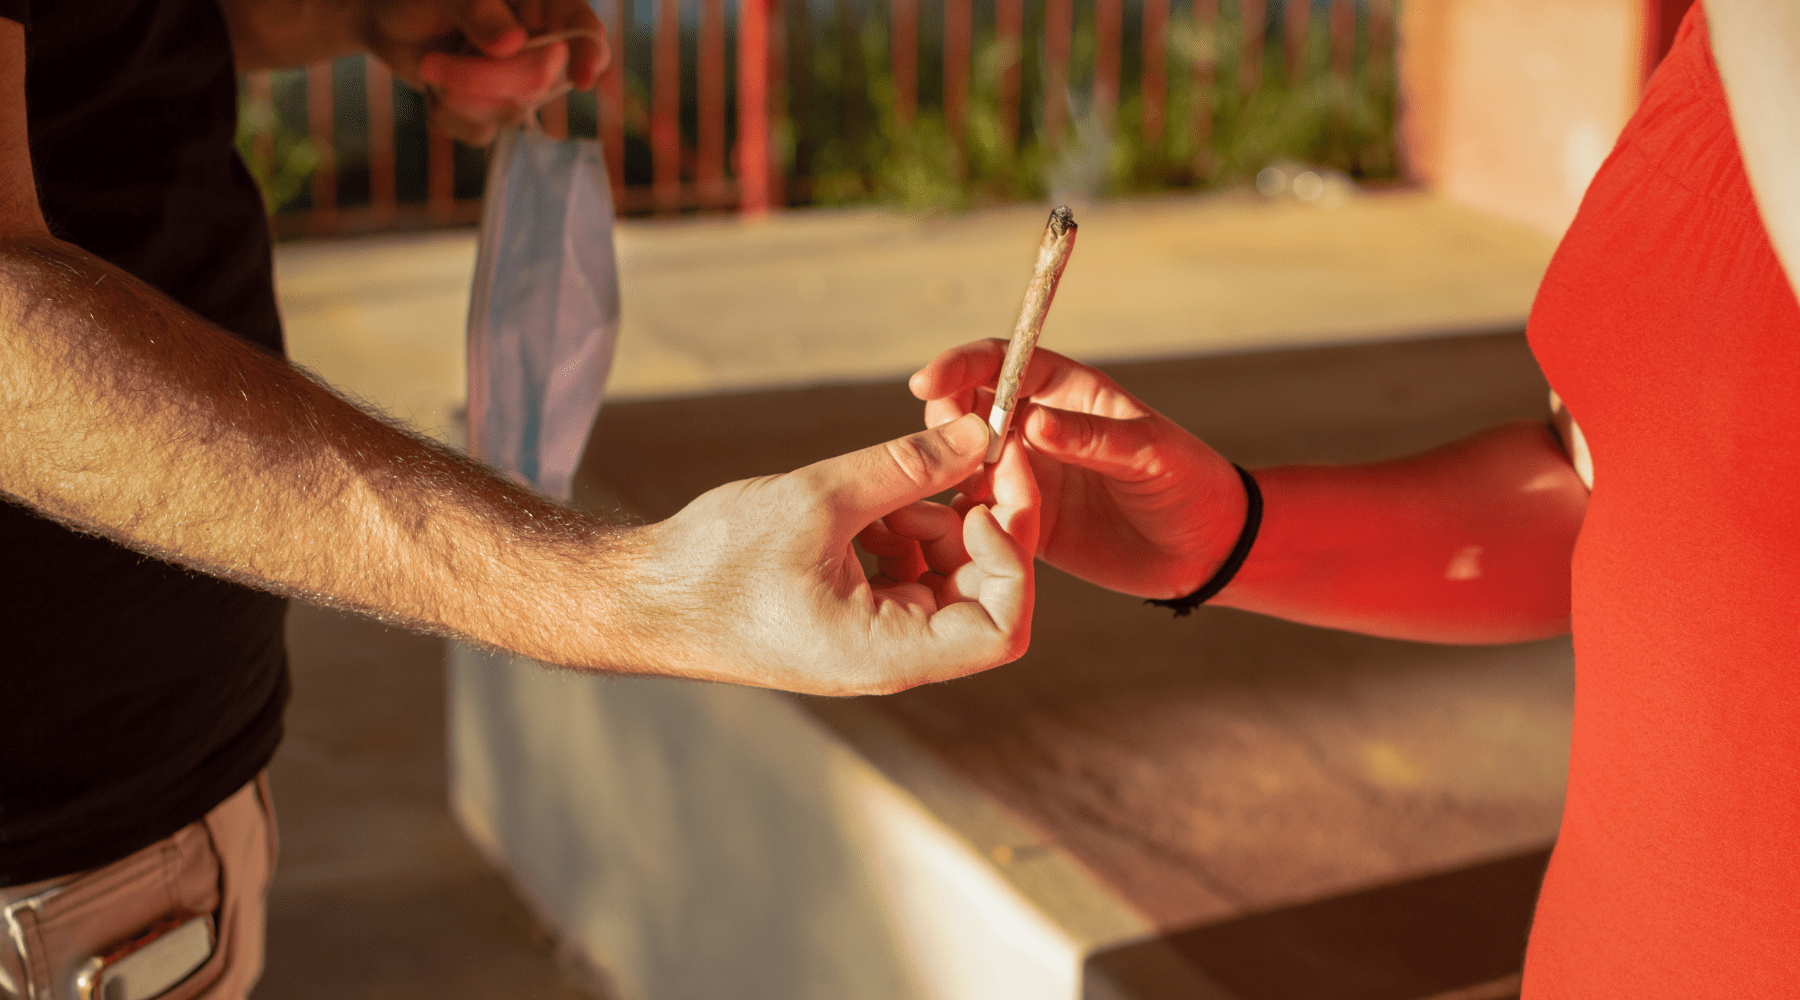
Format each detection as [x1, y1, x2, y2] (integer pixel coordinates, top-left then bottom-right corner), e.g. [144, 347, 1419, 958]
[802, 413, 992, 524]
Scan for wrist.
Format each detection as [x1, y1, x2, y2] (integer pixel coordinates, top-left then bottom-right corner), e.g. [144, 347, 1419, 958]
[1148, 464, 1262, 616]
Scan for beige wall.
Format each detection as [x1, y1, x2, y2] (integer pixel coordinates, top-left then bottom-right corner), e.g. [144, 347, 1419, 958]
[1400, 0, 1646, 239]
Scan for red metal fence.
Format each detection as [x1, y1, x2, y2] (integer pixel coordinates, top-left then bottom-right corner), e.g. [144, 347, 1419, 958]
[243, 0, 1396, 237]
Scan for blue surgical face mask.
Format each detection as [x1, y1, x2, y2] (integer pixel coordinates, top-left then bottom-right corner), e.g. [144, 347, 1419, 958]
[466, 114, 622, 502]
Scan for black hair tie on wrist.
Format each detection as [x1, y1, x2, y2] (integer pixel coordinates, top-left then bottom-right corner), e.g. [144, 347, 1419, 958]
[1145, 464, 1262, 618]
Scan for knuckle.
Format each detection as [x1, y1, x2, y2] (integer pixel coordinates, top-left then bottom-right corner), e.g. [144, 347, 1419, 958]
[882, 436, 940, 491]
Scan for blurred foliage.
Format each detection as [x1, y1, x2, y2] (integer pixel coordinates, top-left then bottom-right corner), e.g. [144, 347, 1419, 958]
[236, 89, 320, 214]
[238, 2, 1398, 218]
[806, 1, 1396, 213]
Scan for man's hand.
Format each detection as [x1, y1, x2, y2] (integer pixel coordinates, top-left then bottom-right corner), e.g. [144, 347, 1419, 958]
[911, 339, 1244, 600]
[222, 0, 608, 146]
[600, 414, 1039, 696]
[368, 0, 608, 145]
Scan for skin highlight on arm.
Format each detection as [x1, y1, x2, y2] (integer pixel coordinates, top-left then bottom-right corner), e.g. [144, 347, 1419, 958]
[0, 233, 646, 667]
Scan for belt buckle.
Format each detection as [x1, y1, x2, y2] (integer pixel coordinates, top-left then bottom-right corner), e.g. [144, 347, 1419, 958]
[2, 884, 68, 1000]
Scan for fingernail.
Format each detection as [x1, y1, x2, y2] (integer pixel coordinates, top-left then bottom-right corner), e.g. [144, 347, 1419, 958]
[940, 413, 988, 455]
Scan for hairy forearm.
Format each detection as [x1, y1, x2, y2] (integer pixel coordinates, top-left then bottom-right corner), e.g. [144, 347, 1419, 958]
[1709, 0, 1800, 300]
[1216, 422, 1588, 644]
[217, 0, 369, 71]
[0, 235, 647, 666]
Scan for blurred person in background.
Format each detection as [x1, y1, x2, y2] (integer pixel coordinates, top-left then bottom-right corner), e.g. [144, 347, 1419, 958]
[0, 1, 1036, 997]
[916, 2, 1800, 995]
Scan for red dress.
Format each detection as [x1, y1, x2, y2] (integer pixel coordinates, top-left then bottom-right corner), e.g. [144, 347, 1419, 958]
[1525, 5, 1800, 994]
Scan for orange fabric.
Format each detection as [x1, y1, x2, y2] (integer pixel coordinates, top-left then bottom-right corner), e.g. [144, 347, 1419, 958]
[1524, 5, 1800, 994]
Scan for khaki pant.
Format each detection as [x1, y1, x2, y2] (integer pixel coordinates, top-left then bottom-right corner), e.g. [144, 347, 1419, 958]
[0, 774, 277, 1000]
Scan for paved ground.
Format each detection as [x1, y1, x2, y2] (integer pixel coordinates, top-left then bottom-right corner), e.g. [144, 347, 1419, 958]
[261, 606, 604, 1000]
[262, 188, 1559, 999]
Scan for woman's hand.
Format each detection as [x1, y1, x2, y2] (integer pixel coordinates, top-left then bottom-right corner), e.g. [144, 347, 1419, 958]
[911, 339, 1246, 600]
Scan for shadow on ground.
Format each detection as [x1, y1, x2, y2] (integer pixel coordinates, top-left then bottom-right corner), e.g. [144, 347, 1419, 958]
[261, 606, 607, 999]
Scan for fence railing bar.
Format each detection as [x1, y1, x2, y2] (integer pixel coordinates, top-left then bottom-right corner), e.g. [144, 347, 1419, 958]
[737, 0, 772, 212]
[997, 0, 1022, 148]
[1141, 0, 1167, 142]
[769, 0, 787, 206]
[1369, 0, 1394, 75]
[1239, 0, 1265, 92]
[541, 93, 570, 138]
[1044, 0, 1072, 143]
[652, 0, 681, 213]
[427, 126, 456, 224]
[1329, 0, 1354, 78]
[699, 0, 728, 200]
[600, 0, 625, 201]
[306, 63, 337, 228]
[365, 59, 398, 222]
[1194, 0, 1218, 174]
[246, 71, 275, 173]
[1095, 0, 1122, 124]
[944, 0, 970, 144]
[1284, 0, 1308, 85]
[890, 0, 918, 125]
[834, 0, 865, 164]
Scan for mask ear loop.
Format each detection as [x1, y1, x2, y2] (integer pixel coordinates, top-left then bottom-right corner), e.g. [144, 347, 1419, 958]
[517, 28, 607, 131]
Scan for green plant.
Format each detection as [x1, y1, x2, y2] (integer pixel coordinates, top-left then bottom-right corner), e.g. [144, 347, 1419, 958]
[236, 87, 321, 214]
[809, 2, 1397, 214]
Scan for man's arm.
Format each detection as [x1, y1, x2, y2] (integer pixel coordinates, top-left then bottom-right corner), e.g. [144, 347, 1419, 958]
[1, 20, 1035, 693]
[1707, 0, 1800, 300]
[914, 340, 1586, 645]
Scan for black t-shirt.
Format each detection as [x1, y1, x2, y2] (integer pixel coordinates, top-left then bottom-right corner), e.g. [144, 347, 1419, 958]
[1, 0, 290, 884]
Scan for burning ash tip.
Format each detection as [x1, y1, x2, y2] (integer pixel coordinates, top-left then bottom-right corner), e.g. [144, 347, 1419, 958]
[1048, 205, 1076, 236]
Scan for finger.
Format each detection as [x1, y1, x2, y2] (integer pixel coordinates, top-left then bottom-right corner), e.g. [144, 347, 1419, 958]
[856, 521, 929, 583]
[425, 103, 502, 146]
[1022, 404, 1166, 481]
[952, 468, 992, 504]
[908, 339, 1083, 407]
[881, 501, 961, 541]
[453, 0, 530, 56]
[869, 579, 939, 612]
[923, 386, 987, 430]
[856, 519, 918, 559]
[916, 340, 1153, 424]
[954, 504, 1034, 645]
[800, 413, 991, 526]
[862, 502, 1033, 690]
[909, 339, 1008, 401]
[420, 42, 568, 99]
[547, 0, 609, 85]
[568, 33, 608, 86]
[883, 500, 970, 576]
[986, 431, 1042, 557]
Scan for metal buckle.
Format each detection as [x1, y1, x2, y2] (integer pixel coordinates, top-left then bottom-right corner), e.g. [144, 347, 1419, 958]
[2, 884, 68, 1000]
